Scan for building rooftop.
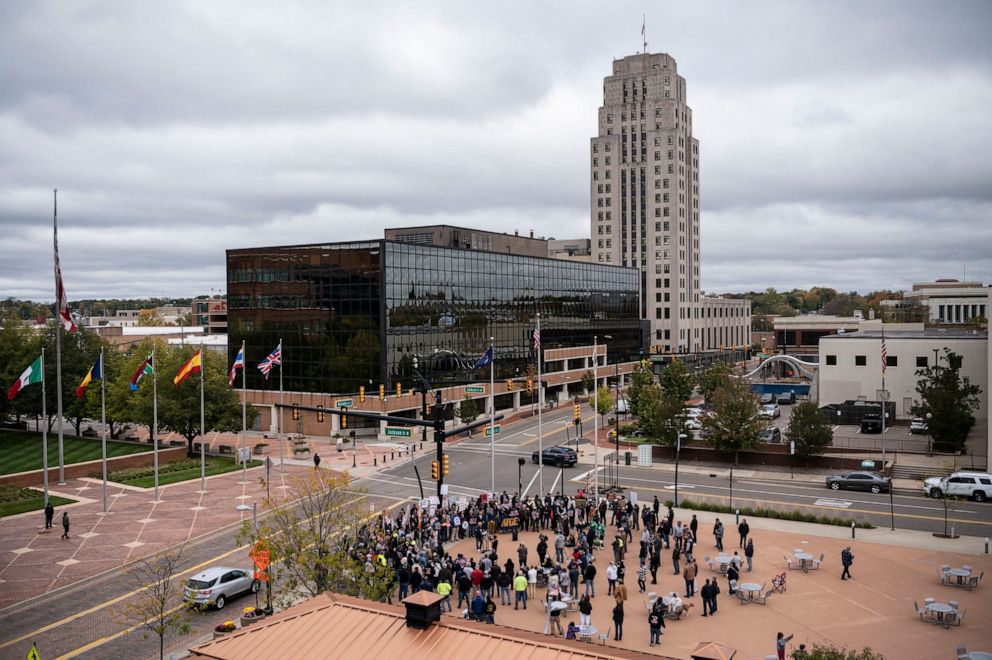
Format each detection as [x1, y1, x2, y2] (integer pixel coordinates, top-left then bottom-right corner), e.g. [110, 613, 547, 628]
[826, 328, 987, 340]
[189, 593, 671, 660]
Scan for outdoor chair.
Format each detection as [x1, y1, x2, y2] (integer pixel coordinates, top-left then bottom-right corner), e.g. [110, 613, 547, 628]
[914, 601, 929, 622]
[812, 552, 824, 569]
[755, 588, 773, 605]
[952, 609, 966, 626]
[941, 564, 952, 573]
[957, 643, 968, 659]
[597, 625, 611, 645]
[966, 571, 983, 590]
[962, 565, 972, 572]
[939, 568, 951, 585]
[784, 556, 796, 571]
[949, 600, 959, 609]
[736, 590, 749, 605]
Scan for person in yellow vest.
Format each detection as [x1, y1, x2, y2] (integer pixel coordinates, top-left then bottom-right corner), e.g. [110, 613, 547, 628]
[437, 577, 452, 612]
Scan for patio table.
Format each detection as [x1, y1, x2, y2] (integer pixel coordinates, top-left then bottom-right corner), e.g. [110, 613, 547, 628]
[738, 582, 762, 603]
[947, 568, 971, 586]
[578, 625, 597, 642]
[795, 552, 814, 573]
[925, 601, 954, 628]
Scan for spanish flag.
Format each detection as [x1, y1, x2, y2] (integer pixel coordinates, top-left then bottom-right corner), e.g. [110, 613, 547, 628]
[75, 355, 102, 398]
[174, 350, 202, 386]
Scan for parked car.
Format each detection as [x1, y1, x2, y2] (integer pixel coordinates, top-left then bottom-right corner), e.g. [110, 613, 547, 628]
[825, 471, 891, 494]
[923, 471, 992, 502]
[183, 566, 259, 610]
[909, 417, 928, 435]
[760, 393, 775, 405]
[532, 445, 578, 467]
[776, 391, 796, 405]
[758, 404, 781, 419]
[760, 426, 782, 443]
[860, 413, 883, 434]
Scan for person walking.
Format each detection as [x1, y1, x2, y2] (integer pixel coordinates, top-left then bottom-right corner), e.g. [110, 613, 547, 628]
[44, 502, 55, 529]
[637, 560, 648, 593]
[738, 518, 750, 547]
[683, 558, 697, 597]
[513, 570, 528, 609]
[60, 511, 70, 539]
[727, 563, 739, 595]
[612, 600, 624, 641]
[313, 453, 321, 469]
[648, 602, 665, 646]
[841, 546, 854, 580]
[744, 538, 754, 572]
[578, 594, 592, 627]
[776, 632, 794, 660]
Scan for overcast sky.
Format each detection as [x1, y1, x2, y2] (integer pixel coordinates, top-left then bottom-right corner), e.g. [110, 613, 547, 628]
[2, 0, 990, 301]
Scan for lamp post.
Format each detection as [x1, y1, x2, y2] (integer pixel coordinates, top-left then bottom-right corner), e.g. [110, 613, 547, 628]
[675, 433, 686, 507]
[926, 412, 933, 456]
[518, 457, 525, 496]
[593, 336, 599, 504]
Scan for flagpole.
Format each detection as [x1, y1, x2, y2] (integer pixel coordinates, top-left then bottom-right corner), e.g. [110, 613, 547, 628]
[53, 189, 65, 485]
[241, 339, 247, 485]
[278, 338, 284, 475]
[200, 349, 206, 492]
[41, 348, 49, 506]
[880, 330, 886, 466]
[152, 349, 159, 502]
[100, 347, 107, 513]
[593, 335, 599, 505]
[489, 336, 495, 495]
[537, 314, 544, 496]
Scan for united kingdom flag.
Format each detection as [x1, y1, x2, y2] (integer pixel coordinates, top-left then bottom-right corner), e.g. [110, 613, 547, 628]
[257, 343, 282, 380]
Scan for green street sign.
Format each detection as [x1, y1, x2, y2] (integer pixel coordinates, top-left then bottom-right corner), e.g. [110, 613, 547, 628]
[465, 386, 485, 393]
[335, 399, 353, 408]
[484, 425, 501, 437]
[384, 427, 412, 438]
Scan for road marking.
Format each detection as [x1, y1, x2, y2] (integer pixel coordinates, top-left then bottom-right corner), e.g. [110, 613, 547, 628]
[522, 467, 541, 498]
[570, 467, 602, 483]
[663, 484, 696, 490]
[548, 470, 562, 495]
[814, 498, 853, 509]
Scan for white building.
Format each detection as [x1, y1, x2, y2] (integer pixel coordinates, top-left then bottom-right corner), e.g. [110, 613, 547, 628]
[902, 279, 989, 324]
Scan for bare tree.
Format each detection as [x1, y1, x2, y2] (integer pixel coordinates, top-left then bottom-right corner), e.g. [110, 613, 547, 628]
[119, 544, 193, 660]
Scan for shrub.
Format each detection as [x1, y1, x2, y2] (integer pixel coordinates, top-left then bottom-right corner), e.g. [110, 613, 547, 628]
[670, 498, 874, 529]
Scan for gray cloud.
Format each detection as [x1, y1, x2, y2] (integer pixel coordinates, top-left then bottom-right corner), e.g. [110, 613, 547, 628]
[1, 0, 990, 301]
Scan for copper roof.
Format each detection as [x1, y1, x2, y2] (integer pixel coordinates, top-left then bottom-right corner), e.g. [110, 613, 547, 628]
[689, 640, 737, 660]
[190, 593, 675, 660]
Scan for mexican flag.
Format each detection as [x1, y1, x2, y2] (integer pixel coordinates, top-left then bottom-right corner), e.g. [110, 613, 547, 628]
[7, 355, 43, 401]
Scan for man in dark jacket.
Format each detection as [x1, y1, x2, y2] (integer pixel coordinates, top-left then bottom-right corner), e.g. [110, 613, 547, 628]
[457, 572, 472, 608]
[841, 547, 854, 580]
[584, 562, 597, 597]
[738, 518, 750, 547]
[700, 579, 713, 616]
[44, 502, 55, 529]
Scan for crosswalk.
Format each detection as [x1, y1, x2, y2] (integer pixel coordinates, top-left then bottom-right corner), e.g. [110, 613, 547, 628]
[814, 498, 853, 509]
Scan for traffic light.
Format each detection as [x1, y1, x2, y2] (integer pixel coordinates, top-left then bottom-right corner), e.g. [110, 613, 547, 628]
[359, 385, 365, 402]
[341, 411, 348, 428]
[573, 404, 581, 420]
[426, 402, 433, 418]
[292, 404, 300, 421]
[316, 405, 324, 423]
[396, 382, 402, 398]
[379, 384, 385, 401]
[526, 379, 533, 393]
[431, 460, 440, 480]
[441, 454, 449, 476]
[505, 379, 513, 390]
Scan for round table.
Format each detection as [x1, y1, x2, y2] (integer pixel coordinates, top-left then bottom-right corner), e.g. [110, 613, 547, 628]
[739, 582, 762, 598]
[967, 652, 992, 660]
[926, 602, 955, 627]
[713, 556, 730, 573]
[795, 552, 814, 572]
[578, 625, 597, 642]
[948, 568, 971, 586]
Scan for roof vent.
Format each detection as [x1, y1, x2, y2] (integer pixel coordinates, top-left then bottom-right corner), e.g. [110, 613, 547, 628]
[401, 591, 444, 629]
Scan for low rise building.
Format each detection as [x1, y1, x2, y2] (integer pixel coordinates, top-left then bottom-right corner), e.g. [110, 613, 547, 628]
[902, 279, 989, 324]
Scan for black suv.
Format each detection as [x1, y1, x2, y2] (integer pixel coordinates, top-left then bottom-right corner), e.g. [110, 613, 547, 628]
[776, 392, 796, 405]
[860, 413, 883, 434]
[532, 446, 578, 467]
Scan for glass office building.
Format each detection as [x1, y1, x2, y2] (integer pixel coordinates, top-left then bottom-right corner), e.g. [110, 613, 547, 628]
[228, 239, 642, 395]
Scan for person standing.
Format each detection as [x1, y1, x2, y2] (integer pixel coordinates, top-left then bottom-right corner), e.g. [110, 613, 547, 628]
[689, 514, 698, 540]
[583, 562, 597, 597]
[776, 632, 794, 660]
[648, 602, 665, 646]
[612, 600, 624, 641]
[613, 578, 628, 607]
[637, 560, 647, 593]
[700, 578, 713, 616]
[313, 453, 321, 469]
[727, 563, 739, 595]
[672, 543, 681, 575]
[713, 519, 724, 552]
[578, 594, 592, 627]
[497, 570, 511, 606]
[606, 561, 618, 595]
[841, 546, 854, 580]
[513, 570, 528, 609]
[44, 502, 55, 529]
[683, 558, 697, 597]
[437, 577, 452, 612]
[738, 518, 750, 547]
[61, 511, 70, 539]
[745, 538, 754, 572]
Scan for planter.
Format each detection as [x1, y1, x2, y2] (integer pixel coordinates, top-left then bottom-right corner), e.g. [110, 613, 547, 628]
[213, 631, 230, 639]
[254, 444, 270, 455]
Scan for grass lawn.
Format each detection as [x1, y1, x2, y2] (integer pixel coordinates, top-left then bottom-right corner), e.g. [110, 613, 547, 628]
[0, 430, 151, 476]
[105, 456, 263, 488]
[0, 486, 75, 518]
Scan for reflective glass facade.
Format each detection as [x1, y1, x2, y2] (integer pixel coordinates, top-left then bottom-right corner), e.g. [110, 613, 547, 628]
[228, 240, 642, 394]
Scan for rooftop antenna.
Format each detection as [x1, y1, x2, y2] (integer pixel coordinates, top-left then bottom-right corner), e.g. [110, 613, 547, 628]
[641, 14, 648, 53]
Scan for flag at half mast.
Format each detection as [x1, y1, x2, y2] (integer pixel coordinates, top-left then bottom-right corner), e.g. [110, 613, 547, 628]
[129, 354, 154, 391]
[7, 355, 43, 400]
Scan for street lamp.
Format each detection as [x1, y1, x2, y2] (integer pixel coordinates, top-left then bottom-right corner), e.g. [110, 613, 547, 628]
[675, 433, 686, 507]
[926, 412, 933, 456]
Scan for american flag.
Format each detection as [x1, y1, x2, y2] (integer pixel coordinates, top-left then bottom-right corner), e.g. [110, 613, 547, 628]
[533, 327, 541, 351]
[257, 343, 282, 380]
[880, 337, 887, 373]
[229, 346, 245, 386]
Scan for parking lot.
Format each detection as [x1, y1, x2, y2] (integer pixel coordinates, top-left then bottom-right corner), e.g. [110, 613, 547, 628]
[767, 401, 931, 453]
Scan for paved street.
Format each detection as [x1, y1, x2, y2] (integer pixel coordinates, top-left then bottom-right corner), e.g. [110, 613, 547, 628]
[1, 406, 990, 659]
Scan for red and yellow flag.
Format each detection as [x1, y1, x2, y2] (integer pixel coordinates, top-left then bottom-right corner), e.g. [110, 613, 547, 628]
[173, 351, 202, 386]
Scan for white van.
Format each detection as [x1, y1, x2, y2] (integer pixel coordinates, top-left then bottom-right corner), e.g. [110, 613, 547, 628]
[923, 471, 992, 502]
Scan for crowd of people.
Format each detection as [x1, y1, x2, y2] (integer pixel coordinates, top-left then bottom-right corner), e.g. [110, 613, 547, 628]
[337, 486, 768, 649]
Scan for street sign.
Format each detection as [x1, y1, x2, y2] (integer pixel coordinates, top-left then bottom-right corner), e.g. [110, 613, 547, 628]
[384, 426, 412, 438]
[335, 399, 353, 408]
[465, 386, 485, 393]
[485, 425, 501, 437]
[790, 440, 796, 456]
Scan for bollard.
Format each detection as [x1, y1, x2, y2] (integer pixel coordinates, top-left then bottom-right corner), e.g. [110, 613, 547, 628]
[735, 509, 740, 525]
[951, 524, 955, 539]
[383, 454, 386, 463]
[391, 450, 395, 460]
[374, 457, 377, 467]
[420, 442, 423, 450]
[851, 521, 856, 539]
[985, 537, 989, 554]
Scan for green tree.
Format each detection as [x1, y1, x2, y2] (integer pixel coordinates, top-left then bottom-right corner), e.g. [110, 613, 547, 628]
[625, 365, 656, 416]
[157, 347, 247, 457]
[658, 358, 694, 404]
[911, 349, 982, 453]
[786, 401, 833, 457]
[701, 376, 764, 465]
[581, 370, 595, 394]
[588, 384, 613, 418]
[638, 385, 689, 449]
[457, 398, 480, 425]
[0, 308, 39, 422]
[696, 362, 732, 403]
[118, 544, 194, 660]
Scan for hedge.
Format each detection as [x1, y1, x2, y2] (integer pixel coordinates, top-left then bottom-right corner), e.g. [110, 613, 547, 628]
[664, 498, 874, 529]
